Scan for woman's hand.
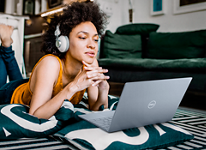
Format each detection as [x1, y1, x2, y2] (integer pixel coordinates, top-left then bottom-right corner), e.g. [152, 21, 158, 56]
[67, 62, 109, 93]
[67, 60, 110, 110]
[83, 61, 110, 90]
[68, 68, 92, 92]
[83, 60, 110, 110]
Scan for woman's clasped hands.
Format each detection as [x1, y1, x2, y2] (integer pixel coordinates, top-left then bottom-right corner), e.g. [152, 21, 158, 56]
[69, 61, 110, 93]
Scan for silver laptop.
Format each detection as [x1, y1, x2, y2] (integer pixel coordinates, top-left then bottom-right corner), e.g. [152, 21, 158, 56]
[79, 77, 192, 133]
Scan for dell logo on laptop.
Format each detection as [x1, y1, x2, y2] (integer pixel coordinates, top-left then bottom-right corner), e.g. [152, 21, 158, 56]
[148, 100, 156, 109]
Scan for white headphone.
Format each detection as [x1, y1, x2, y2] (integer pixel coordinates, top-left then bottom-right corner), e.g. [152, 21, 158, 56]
[54, 24, 70, 53]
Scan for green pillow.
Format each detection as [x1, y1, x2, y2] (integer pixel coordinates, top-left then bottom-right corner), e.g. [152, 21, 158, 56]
[147, 30, 206, 59]
[0, 101, 74, 139]
[54, 96, 194, 150]
[115, 23, 159, 35]
[102, 30, 142, 59]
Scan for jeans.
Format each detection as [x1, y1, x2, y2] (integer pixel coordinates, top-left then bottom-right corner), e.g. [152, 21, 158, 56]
[0, 45, 24, 104]
[0, 78, 29, 104]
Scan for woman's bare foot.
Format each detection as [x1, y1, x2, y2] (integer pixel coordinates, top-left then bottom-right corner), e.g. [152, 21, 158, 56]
[0, 24, 14, 47]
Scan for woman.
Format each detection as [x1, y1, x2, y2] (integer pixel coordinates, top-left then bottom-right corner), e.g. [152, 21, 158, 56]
[10, 1, 110, 119]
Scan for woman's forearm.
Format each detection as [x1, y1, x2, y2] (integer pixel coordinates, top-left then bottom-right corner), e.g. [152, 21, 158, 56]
[90, 89, 109, 111]
[30, 84, 77, 119]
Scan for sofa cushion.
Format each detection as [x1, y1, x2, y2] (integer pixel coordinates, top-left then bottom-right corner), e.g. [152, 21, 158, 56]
[102, 30, 142, 59]
[115, 23, 160, 35]
[147, 30, 206, 59]
[98, 58, 206, 72]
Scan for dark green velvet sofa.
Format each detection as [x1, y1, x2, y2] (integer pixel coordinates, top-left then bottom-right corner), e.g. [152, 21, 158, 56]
[98, 24, 206, 106]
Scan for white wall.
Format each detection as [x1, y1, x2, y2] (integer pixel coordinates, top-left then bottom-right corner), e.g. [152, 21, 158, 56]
[97, 0, 124, 33]
[98, 0, 206, 33]
[132, 0, 206, 32]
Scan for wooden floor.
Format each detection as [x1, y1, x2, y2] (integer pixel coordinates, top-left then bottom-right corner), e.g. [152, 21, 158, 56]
[181, 91, 206, 111]
[108, 82, 124, 97]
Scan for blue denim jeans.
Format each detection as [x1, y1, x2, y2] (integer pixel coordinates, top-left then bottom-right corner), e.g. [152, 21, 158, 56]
[0, 45, 24, 104]
[0, 78, 29, 104]
[0, 45, 23, 86]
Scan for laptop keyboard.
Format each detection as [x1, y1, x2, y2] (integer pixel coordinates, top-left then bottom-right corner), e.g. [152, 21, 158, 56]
[91, 116, 113, 131]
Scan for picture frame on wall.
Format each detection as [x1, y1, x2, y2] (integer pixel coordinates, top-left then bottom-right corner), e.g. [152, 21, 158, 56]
[151, 0, 164, 16]
[48, 0, 62, 8]
[173, 0, 206, 14]
[0, 0, 5, 13]
[23, 0, 35, 15]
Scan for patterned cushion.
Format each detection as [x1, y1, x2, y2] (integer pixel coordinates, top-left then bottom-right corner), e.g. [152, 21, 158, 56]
[54, 96, 194, 150]
[0, 101, 74, 139]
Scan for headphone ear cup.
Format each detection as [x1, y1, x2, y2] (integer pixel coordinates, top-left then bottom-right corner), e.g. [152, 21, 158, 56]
[56, 36, 70, 53]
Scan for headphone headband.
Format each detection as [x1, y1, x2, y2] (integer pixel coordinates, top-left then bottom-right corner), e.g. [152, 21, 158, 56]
[54, 24, 61, 37]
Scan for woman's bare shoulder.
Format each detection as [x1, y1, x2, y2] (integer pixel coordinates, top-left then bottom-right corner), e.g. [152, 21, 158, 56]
[38, 55, 61, 70]
[30, 55, 61, 92]
[32, 55, 61, 80]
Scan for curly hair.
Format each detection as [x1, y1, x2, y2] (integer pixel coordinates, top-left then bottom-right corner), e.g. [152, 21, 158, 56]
[41, 2, 107, 58]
